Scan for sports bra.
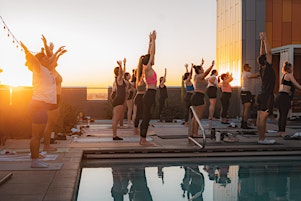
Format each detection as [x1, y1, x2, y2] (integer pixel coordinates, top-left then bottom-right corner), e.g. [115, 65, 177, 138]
[281, 74, 293, 86]
[145, 71, 157, 85]
[186, 84, 194, 92]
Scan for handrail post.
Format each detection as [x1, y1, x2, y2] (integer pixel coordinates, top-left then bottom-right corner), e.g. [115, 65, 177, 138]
[188, 106, 206, 149]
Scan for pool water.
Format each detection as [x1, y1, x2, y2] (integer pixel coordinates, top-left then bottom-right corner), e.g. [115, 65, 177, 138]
[76, 158, 301, 201]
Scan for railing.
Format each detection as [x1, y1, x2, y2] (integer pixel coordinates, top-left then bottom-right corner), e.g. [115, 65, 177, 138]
[188, 106, 206, 149]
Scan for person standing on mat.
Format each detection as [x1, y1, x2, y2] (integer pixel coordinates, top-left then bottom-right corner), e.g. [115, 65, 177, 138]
[256, 32, 276, 145]
[41, 35, 67, 152]
[183, 64, 194, 126]
[111, 59, 128, 141]
[21, 41, 64, 168]
[190, 59, 215, 136]
[276, 61, 301, 138]
[219, 72, 233, 124]
[240, 64, 260, 129]
[158, 68, 168, 122]
[139, 30, 157, 146]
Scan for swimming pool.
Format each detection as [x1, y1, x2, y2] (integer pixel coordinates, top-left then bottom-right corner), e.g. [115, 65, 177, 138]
[75, 156, 301, 201]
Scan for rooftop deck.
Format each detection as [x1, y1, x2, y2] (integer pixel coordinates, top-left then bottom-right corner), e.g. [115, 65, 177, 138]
[0, 118, 301, 201]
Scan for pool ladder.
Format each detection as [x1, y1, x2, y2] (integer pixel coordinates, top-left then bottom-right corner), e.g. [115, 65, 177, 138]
[188, 106, 206, 149]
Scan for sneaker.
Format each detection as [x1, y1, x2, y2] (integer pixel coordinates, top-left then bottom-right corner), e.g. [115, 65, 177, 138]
[258, 139, 275, 145]
[113, 136, 123, 140]
[31, 159, 49, 168]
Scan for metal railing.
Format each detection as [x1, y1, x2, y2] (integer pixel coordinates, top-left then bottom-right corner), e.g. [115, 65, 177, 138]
[188, 106, 206, 149]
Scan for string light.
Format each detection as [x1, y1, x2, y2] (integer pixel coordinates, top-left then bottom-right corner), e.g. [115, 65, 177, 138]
[0, 16, 23, 52]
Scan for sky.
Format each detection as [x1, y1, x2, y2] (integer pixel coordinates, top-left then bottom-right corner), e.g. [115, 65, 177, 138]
[0, 0, 216, 88]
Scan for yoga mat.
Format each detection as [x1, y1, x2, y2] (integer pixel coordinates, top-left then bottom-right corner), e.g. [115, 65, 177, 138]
[0, 154, 58, 162]
[0, 162, 63, 171]
[73, 137, 153, 143]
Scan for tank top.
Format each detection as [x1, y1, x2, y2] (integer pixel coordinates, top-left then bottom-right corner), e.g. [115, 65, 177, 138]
[221, 83, 232, 93]
[207, 75, 218, 88]
[186, 84, 194, 92]
[194, 75, 207, 91]
[136, 80, 146, 93]
[145, 71, 157, 85]
[280, 74, 295, 98]
[241, 71, 251, 91]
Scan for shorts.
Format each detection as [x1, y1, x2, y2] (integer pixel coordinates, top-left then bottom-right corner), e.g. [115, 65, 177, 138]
[207, 86, 217, 98]
[191, 92, 205, 106]
[240, 91, 252, 104]
[257, 93, 274, 113]
[29, 99, 52, 124]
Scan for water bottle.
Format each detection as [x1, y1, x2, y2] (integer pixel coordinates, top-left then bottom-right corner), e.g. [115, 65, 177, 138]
[210, 128, 216, 140]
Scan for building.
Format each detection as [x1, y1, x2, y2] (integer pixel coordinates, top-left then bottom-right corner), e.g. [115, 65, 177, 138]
[216, 0, 301, 117]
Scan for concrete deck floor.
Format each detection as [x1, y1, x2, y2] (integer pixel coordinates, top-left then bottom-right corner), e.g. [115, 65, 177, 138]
[0, 118, 301, 201]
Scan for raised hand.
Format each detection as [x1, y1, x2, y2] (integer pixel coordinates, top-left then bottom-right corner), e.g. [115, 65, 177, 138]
[20, 42, 29, 53]
[117, 60, 122, 67]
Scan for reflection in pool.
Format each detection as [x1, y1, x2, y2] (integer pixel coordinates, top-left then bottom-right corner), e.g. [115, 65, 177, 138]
[76, 159, 301, 201]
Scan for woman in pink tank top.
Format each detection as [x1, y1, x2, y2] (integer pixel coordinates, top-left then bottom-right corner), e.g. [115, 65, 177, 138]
[139, 30, 157, 146]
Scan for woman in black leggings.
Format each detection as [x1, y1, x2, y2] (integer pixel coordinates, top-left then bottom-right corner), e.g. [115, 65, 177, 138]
[139, 30, 157, 146]
[133, 61, 146, 135]
[219, 73, 233, 124]
[277, 61, 301, 138]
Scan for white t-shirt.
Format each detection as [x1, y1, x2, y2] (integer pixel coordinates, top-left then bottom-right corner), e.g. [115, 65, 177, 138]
[32, 65, 57, 104]
[241, 71, 252, 91]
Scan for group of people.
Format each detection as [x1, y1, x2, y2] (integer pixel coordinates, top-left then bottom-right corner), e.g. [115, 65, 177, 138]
[183, 32, 301, 144]
[182, 59, 236, 135]
[19, 30, 301, 169]
[21, 36, 66, 167]
[111, 30, 168, 146]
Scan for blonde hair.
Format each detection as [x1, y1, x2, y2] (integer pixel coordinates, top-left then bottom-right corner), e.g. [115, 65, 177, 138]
[282, 61, 292, 74]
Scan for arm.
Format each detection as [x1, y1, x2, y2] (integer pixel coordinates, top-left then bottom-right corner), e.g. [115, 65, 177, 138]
[160, 68, 167, 87]
[116, 60, 123, 82]
[260, 32, 272, 64]
[145, 30, 156, 71]
[20, 42, 41, 72]
[41, 35, 53, 57]
[226, 74, 234, 83]
[187, 65, 193, 81]
[185, 63, 188, 73]
[247, 72, 260, 79]
[123, 58, 126, 73]
[289, 74, 301, 90]
[48, 46, 67, 70]
[203, 60, 215, 77]
[200, 58, 204, 67]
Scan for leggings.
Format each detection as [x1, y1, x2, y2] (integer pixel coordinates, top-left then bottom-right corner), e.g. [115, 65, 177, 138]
[184, 92, 193, 122]
[140, 89, 156, 138]
[158, 97, 167, 118]
[278, 92, 291, 132]
[134, 94, 144, 128]
[220, 92, 231, 118]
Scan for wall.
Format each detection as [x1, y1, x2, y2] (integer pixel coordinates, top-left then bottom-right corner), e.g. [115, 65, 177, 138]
[0, 85, 243, 139]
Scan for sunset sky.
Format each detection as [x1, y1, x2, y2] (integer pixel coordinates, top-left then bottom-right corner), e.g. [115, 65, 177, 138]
[0, 0, 216, 88]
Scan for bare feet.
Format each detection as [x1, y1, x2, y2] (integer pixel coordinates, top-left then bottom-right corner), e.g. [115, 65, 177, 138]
[38, 153, 46, 159]
[139, 138, 155, 146]
[134, 128, 139, 135]
[278, 132, 286, 137]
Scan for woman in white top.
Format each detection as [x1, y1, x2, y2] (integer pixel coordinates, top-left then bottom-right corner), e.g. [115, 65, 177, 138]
[240, 64, 259, 129]
[206, 69, 219, 121]
[21, 41, 60, 168]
